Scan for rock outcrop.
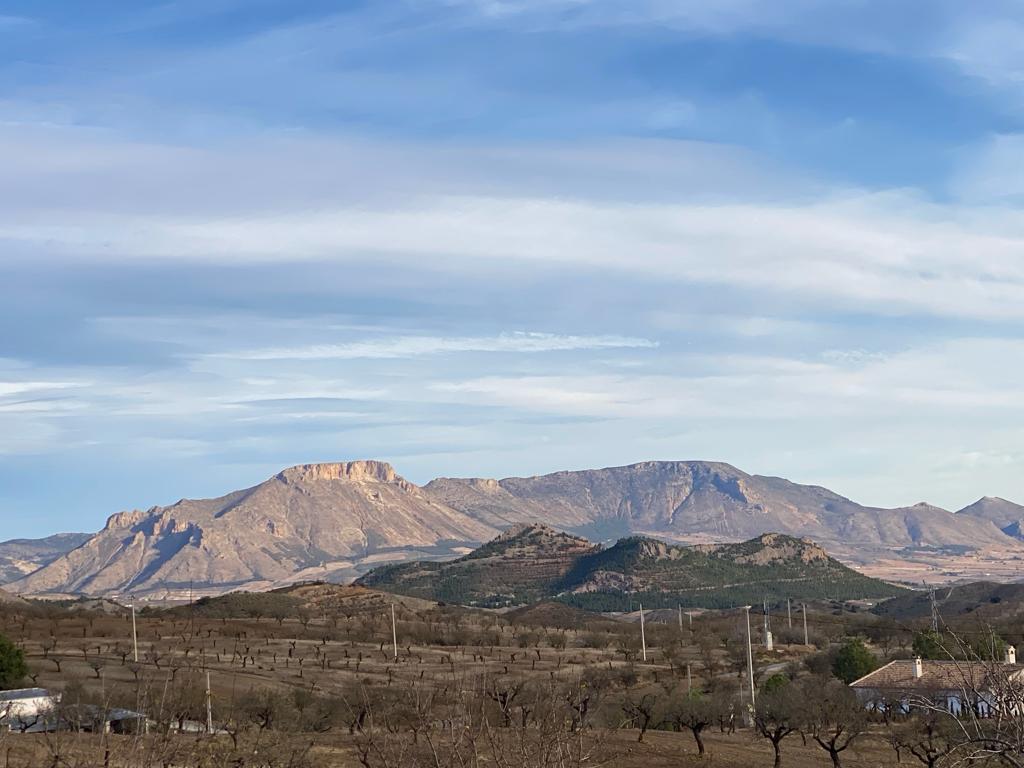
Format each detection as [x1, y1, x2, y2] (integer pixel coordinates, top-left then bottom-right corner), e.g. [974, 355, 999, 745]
[11, 462, 496, 597]
[13, 459, 1024, 598]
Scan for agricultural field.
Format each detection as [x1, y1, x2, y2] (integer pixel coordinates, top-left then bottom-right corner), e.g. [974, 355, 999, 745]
[0, 583, 1018, 766]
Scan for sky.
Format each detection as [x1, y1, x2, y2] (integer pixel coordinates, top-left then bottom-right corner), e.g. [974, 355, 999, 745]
[3, 1, 1024, 539]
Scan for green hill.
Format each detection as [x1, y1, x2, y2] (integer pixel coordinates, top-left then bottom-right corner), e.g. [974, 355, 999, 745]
[559, 533, 905, 610]
[357, 527, 905, 610]
[355, 524, 597, 607]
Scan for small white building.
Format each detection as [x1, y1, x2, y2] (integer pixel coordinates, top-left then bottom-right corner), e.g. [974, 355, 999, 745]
[0, 689, 61, 730]
[850, 647, 1024, 717]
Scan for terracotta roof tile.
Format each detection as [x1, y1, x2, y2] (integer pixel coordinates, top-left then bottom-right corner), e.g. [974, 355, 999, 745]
[851, 660, 1024, 691]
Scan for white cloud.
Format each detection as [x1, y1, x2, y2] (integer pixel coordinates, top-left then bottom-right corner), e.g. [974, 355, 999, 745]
[428, 337, 1024, 420]
[0, 381, 87, 397]
[221, 332, 658, 360]
[9, 190, 1024, 320]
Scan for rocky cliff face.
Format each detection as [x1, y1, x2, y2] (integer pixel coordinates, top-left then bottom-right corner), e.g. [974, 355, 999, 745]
[11, 462, 497, 597]
[14, 459, 1024, 598]
[426, 461, 1019, 556]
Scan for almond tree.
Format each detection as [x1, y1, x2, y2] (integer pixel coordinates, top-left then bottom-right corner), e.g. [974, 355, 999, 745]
[893, 713, 958, 768]
[753, 682, 803, 768]
[668, 687, 732, 757]
[802, 676, 867, 768]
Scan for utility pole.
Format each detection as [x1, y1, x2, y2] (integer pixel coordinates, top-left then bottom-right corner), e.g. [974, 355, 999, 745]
[802, 603, 809, 646]
[131, 596, 139, 663]
[686, 663, 692, 693]
[743, 606, 756, 714]
[205, 671, 213, 733]
[787, 598, 792, 629]
[639, 602, 647, 662]
[930, 589, 939, 633]
[763, 599, 773, 650]
[391, 603, 399, 662]
[678, 605, 683, 632]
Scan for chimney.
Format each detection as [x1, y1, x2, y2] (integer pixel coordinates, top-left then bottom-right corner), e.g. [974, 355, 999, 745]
[1006, 646, 1017, 665]
[913, 657, 923, 679]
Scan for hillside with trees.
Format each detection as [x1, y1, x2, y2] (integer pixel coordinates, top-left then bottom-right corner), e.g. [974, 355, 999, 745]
[358, 527, 905, 609]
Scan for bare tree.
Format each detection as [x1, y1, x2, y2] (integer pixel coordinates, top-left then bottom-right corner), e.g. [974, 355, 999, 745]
[666, 687, 732, 757]
[753, 683, 804, 768]
[620, 692, 659, 743]
[893, 712, 959, 768]
[802, 676, 868, 768]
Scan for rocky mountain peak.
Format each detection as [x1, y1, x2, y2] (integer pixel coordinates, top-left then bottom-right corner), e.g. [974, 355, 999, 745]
[103, 509, 153, 531]
[496, 522, 557, 540]
[466, 524, 595, 561]
[490, 523, 592, 550]
[956, 496, 1024, 540]
[277, 461, 411, 488]
[735, 532, 829, 564]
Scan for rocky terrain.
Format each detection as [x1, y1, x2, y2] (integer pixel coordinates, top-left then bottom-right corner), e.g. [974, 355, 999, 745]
[357, 526, 905, 609]
[427, 461, 1018, 558]
[9, 461, 496, 599]
[956, 496, 1024, 539]
[9, 459, 1024, 598]
[356, 524, 600, 606]
[0, 532, 91, 583]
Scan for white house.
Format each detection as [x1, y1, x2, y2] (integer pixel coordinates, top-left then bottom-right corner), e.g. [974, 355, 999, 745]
[0, 688, 61, 730]
[850, 646, 1024, 717]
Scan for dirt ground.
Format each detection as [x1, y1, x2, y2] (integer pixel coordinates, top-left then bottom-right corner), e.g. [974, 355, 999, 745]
[0, 591, 904, 767]
[0, 727, 905, 767]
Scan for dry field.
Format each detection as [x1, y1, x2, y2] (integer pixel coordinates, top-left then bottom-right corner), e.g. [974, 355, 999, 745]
[0, 585, 944, 767]
[0, 728, 907, 767]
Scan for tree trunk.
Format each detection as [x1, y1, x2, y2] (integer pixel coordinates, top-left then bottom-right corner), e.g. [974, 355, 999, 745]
[691, 726, 705, 756]
[772, 738, 783, 768]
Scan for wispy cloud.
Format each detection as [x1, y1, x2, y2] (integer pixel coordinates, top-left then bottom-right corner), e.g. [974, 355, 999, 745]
[0, 381, 86, 397]
[9, 190, 1024, 320]
[5, 0, 1024, 538]
[219, 332, 658, 360]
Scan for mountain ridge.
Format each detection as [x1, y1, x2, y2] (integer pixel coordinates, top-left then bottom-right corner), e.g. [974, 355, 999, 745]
[956, 496, 1024, 540]
[0, 532, 92, 584]
[427, 460, 1015, 553]
[10, 461, 496, 598]
[9, 459, 1024, 598]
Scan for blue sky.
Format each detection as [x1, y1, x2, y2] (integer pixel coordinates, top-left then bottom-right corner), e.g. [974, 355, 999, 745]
[3, 1, 1024, 539]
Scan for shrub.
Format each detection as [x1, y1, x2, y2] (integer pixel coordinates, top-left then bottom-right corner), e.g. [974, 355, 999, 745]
[0, 633, 28, 688]
[832, 637, 878, 684]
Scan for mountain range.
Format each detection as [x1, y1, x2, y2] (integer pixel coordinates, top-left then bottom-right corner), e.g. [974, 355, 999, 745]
[356, 525, 905, 609]
[0, 532, 91, 584]
[6, 459, 1024, 599]
[956, 497, 1024, 540]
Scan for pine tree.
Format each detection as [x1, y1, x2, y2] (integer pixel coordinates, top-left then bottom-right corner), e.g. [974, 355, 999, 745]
[0, 633, 28, 689]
